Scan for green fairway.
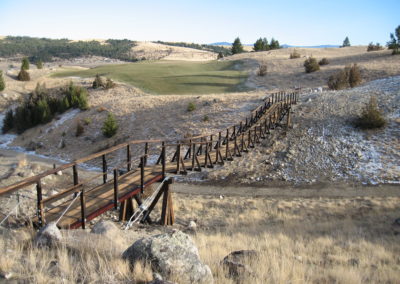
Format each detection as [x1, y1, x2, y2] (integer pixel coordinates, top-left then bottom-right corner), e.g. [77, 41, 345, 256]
[53, 60, 249, 95]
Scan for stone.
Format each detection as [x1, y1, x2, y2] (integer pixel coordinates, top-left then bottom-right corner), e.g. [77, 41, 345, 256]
[123, 230, 213, 284]
[91, 220, 120, 239]
[221, 250, 259, 280]
[148, 280, 176, 284]
[35, 222, 62, 247]
[188, 220, 197, 231]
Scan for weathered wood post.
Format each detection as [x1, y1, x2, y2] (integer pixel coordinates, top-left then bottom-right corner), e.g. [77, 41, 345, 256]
[102, 154, 107, 184]
[113, 169, 119, 209]
[36, 180, 44, 227]
[127, 144, 131, 172]
[161, 177, 175, 226]
[144, 142, 149, 166]
[162, 142, 166, 179]
[140, 156, 145, 193]
[80, 187, 86, 229]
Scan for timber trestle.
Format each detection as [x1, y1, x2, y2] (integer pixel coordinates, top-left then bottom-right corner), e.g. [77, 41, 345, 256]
[0, 91, 298, 229]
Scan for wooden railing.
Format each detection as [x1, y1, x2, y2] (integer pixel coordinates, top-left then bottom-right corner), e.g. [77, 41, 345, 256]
[0, 91, 298, 228]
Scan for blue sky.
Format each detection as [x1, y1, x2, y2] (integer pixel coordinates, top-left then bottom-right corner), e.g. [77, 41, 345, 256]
[0, 0, 398, 45]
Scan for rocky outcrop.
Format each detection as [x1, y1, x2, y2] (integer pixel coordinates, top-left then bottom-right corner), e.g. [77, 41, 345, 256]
[35, 222, 62, 247]
[122, 230, 213, 284]
[91, 220, 120, 240]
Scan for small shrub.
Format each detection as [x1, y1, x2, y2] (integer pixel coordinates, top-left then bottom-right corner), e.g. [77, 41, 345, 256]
[104, 78, 116, 89]
[367, 42, 383, 52]
[257, 62, 267, 76]
[69, 85, 89, 110]
[2, 109, 14, 133]
[92, 74, 104, 89]
[304, 57, 320, 73]
[97, 106, 107, 112]
[217, 52, 224, 59]
[76, 120, 84, 137]
[17, 69, 30, 81]
[102, 112, 118, 138]
[187, 102, 196, 112]
[62, 131, 66, 137]
[83, 117, 92, 125]
[289, 49, 301, 59]
[355, 97, 386, 129]
[21, 57, 30, 70]
[328, 69, 349, 90]
[328, 64, 362, 90]
[36, 60, 43, 69]
[203, 115, 209, 122]
[0, 71, 5, 91]
[348, 64, 362, 87]
[318, 58, 329, 66]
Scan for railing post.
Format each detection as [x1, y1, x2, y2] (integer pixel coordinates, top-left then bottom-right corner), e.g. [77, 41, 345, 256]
[36, 180, 44, 227]
[73, 165, 78, 185]
[191, 142, 195, 170]
[113, 169, 119, 209]
[102, 154, 107, 184]
[144, 142, 149, 166]
[176, 144, 181, 173]
[225, 129, 229, 160]
[80, 187, 86, 229]
[127, 144, 131, 172]
[140, 156, 145, 193]
[162, 142, 166, 179]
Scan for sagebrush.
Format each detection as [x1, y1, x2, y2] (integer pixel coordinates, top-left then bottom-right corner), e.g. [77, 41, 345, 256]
[355, 96, 386, 129]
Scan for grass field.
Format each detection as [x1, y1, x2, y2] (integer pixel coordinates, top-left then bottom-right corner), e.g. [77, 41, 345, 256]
[53, 60, 249, 95]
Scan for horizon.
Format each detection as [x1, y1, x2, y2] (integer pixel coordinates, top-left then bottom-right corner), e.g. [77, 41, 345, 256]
[0, 0, 399, 46]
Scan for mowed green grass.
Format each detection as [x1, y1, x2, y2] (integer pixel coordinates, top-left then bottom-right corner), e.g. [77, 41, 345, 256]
[53, 60, 249, 95]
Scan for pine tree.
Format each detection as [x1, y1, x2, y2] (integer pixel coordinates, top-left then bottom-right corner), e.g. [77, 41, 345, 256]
[17, 69, 30, 81]
[253, 38, 263, 52]
[21, 57, 30, 70]
[36, 60, 43, 69]
[387, 25, 400, 55]
[102, 112, 118, 138]
[342, 36, 351, 47]
[231, 37, 244, 54]
[262, 37, 269, 51]
[270, 38, 280, 49]
[0, 71, 5, 91]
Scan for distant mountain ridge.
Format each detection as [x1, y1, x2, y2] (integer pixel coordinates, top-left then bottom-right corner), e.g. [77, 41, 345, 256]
[209, 42, 340, 48]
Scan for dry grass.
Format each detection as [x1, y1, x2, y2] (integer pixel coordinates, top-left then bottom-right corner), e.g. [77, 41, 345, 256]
[175, 194, 400, 283]
[0, 228, 153, 283]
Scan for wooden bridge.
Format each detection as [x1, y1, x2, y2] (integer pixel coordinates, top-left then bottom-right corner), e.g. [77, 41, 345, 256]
[0, 91, 298, 229]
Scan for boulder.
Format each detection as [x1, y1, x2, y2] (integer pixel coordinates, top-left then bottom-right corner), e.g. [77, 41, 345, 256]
[35, 222, 62, 247]
[122, 230, 213, 284]
[91, 220, 120, 239]
[221, 250, 259, 280]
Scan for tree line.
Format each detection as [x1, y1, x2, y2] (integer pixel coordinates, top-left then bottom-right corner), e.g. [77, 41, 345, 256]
[0, 36, 137, 62]
[155, 41, 232, 56]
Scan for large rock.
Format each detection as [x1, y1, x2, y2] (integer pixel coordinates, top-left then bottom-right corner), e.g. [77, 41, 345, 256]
[91, 220, 120, 239]
[35, 222, 62, 247]
[221, 250, 259, 280]
[122, 230, 213, 284]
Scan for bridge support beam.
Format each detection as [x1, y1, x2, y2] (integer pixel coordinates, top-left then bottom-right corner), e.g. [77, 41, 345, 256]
[161, 178, 175, 226]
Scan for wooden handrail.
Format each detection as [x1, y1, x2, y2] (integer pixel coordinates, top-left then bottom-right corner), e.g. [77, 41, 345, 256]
[0, 91, 299, 197]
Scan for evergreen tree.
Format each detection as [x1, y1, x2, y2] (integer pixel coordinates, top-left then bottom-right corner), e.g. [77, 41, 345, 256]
[36, 60, 43, 69]
[92, 74, 104, 89]
[2, 109, 13, 133]
[342, 36, 351, 47]
[0, 71, 5, 91]
[387, 25, 400, 54]
[270, 38, 280, 49]
[262, 38, 269, 51]
[231, 37, 244, 54]
[21, 57, 30, 70]
[102, 112, 118, 138]
[253, 38, 263, 51]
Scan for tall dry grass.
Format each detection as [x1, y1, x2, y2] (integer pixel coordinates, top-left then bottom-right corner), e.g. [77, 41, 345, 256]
[176, 194, 400, 283]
